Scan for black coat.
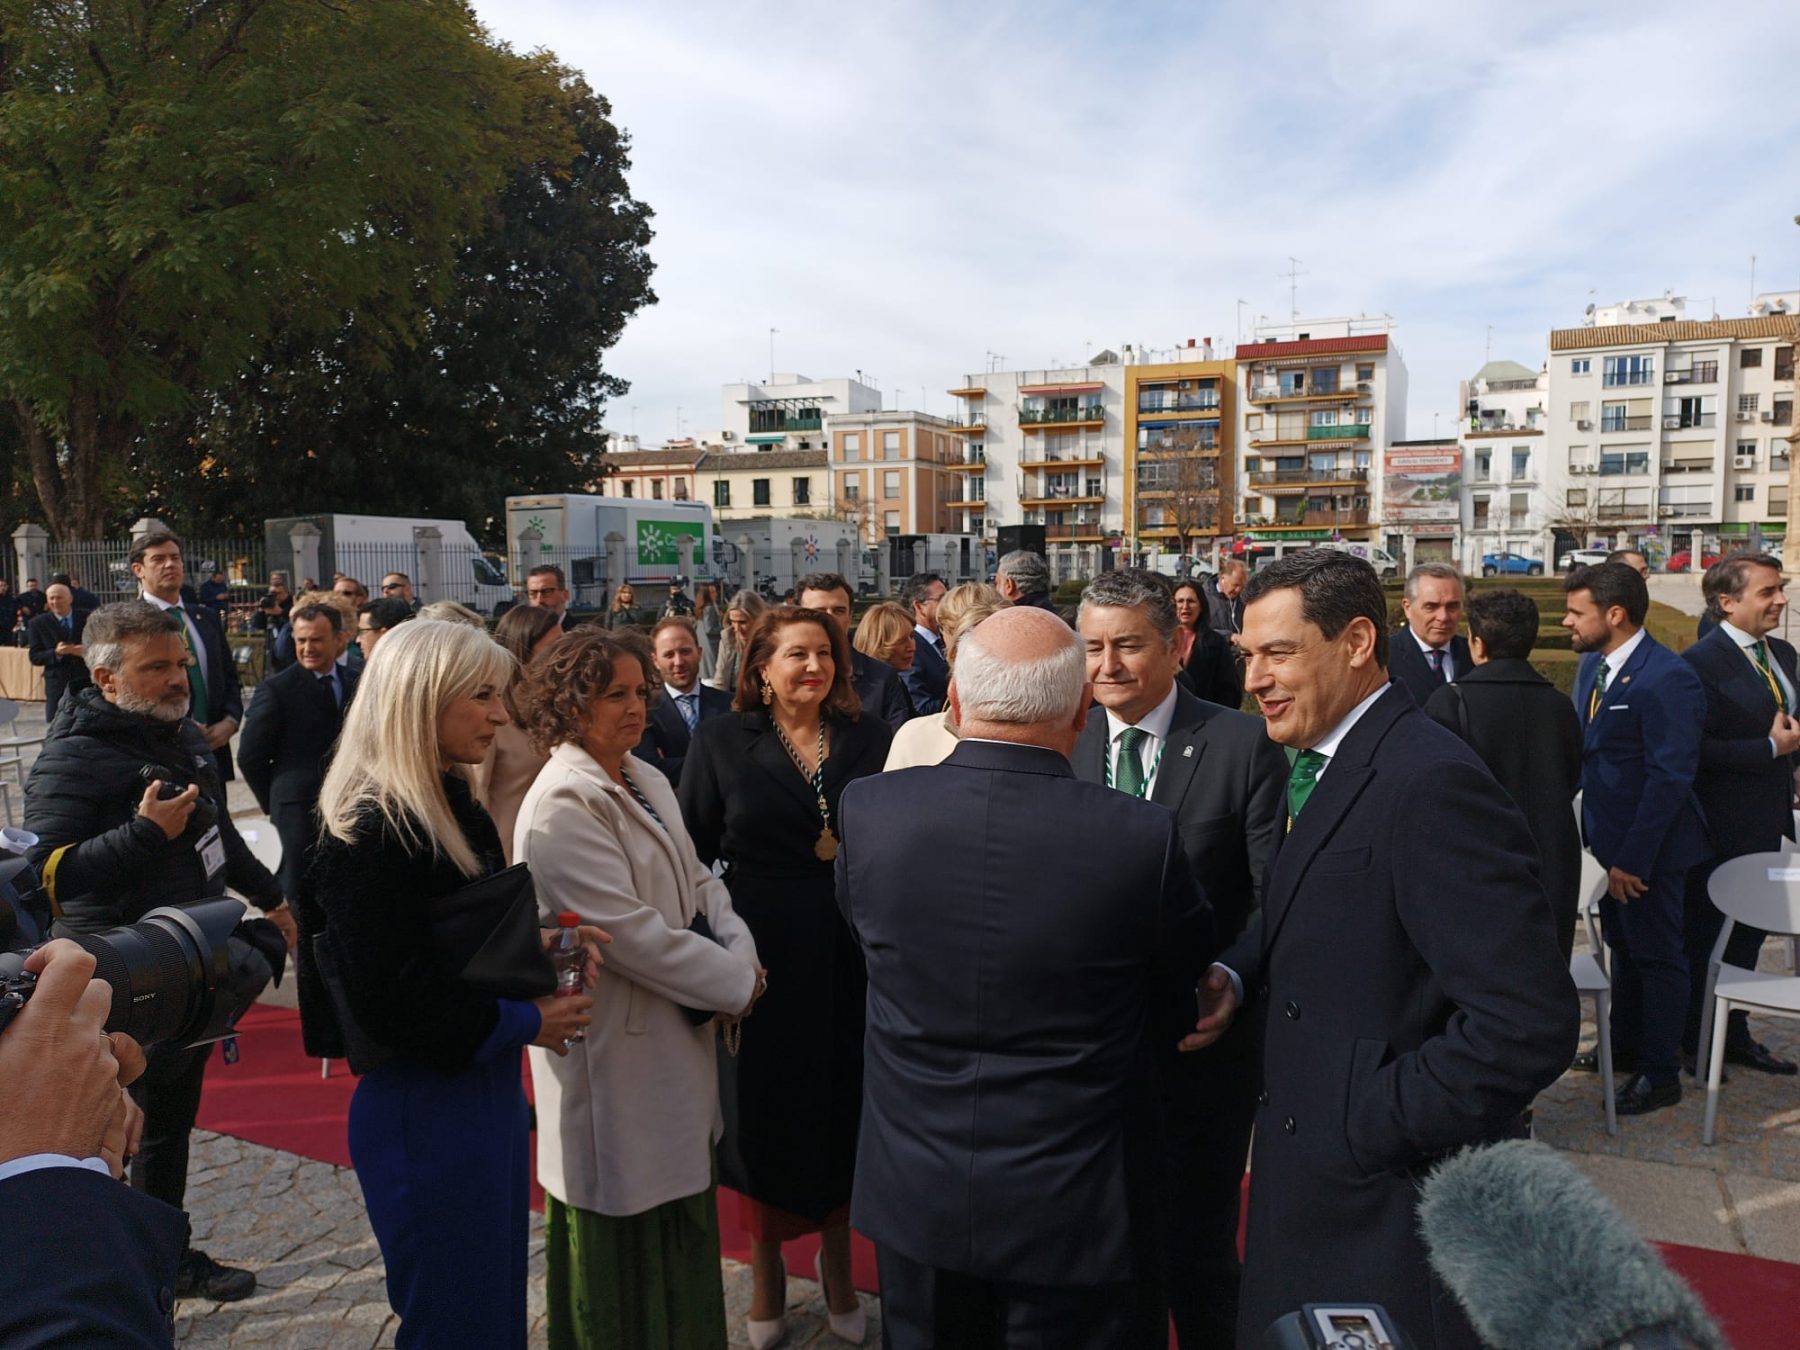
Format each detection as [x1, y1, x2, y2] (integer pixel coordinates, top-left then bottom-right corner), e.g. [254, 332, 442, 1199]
[1224, 685, 1580, 1350]
[306, 774, 511, 1068]
[1424, 659, 1584, 958]
[837, 739, 1213, 1286]
[1180, 622, 1242, 710]
[23, 686, 282, 934]
[678, 708, 892, 1220]
[1201, 575, 1241, 637]
[26, 609, 91, 723]
[1683, 625, 1799, 860]
[851, 649, 913, 730]
[633, 682, 732, 786]
[1387, 629, 1473, 707]
[901, 629, 949, 716]
[0, 1166, 186, 1347]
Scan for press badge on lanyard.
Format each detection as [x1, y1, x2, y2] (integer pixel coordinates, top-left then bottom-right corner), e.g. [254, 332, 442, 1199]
[195, 824, 226, 883]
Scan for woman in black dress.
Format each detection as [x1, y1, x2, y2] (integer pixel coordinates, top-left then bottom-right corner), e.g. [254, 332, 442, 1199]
[678, 606, 892, 1348]
[1173, 577, 1243, 709]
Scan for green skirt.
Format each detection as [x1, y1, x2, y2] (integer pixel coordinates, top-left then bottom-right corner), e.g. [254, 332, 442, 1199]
[543, 1185, 728, 1350]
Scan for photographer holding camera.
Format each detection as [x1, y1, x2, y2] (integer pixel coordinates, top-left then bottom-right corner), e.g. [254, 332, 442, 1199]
[22, 601, 294, 1304]
[0, 939, 187, 1346]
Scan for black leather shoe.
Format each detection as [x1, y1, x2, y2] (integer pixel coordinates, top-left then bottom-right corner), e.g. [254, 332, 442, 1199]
[1614, 1074, 1682, 1116]
[1679, 1049, 1725, 1083]
[176, 1249, 256, 1303]
[1573, 1046, 1636, 1074]
[1724, 1039, 1799, 1075]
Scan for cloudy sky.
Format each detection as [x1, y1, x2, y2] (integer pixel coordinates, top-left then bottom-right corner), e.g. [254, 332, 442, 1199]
[473, 0, 1800, 445]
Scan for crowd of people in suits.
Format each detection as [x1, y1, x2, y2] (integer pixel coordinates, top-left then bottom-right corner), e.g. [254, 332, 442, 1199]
[13, 530, 1800, 1350]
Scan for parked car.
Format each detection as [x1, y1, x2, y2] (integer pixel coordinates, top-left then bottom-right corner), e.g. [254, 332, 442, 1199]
[1665, 550, 1723, 574]
[1480, 552, 1544, 577]
[1556, 548, 1611, 571]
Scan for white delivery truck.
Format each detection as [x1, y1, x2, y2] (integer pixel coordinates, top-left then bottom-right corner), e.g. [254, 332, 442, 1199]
[1312, 540, 1400, 576]
[712, 518, 873, 598]
[264, 515, 513, 613]
[502, 494, 718, 609]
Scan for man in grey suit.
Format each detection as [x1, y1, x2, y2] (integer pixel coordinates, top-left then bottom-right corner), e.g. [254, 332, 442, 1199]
[838, 607, 1214, 1349]
[1073, 570, 1287, 1349]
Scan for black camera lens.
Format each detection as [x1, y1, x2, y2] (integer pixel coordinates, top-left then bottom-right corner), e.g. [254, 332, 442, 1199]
[66, 899, 242, 1048]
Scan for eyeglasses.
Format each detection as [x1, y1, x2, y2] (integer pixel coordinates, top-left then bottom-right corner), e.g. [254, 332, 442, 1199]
[381, 583, 404, 592]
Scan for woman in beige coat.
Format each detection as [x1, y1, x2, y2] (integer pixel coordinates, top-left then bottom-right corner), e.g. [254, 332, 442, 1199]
[515, 629, 763, 1350]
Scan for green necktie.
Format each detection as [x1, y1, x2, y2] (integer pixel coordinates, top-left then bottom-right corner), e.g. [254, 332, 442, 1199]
[1287, 748, 1327, 827]
[1115, 726, 1149, 798]
[1754, 641, 1788, 712]
[1587, 661, 1608, 722]
[180, 615, 210, 725]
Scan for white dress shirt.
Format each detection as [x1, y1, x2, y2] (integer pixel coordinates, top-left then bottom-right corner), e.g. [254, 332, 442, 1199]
[1102, 684, 1179, 798]
[1307, 683, 1389, 783]
[0, 1153, 110, 1183]
[1411, 628, 1456, 683]
[1592, 626, 1648, 709]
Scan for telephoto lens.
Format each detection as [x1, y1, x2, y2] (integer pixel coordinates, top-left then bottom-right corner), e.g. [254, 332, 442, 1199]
[65, 898, 245, 1048]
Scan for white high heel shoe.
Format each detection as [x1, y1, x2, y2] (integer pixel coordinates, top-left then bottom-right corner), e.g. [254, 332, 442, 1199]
[746, 1256, 788, 1350]
[814, 1249, 867, 1345]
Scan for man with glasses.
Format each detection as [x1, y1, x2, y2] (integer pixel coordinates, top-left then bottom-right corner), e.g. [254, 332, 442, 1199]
[355, 597, 414, 660]
[379, 572, 421, 613]
[899, 572, 948, 716]
[525, 564, 579, 631]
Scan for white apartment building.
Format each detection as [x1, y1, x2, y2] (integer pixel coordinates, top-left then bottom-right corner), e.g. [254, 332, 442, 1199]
[945, 357, 1131, 582]
[1233, 317, 1408, 561]
[718, 373, 882, 453]
[1458, 360, 1551, 571]
[1545, 293, 1797, 568]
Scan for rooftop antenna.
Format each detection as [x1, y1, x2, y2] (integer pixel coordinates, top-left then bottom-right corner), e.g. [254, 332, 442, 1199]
[1485, 324, 1494, 365]
[1236, 299, 1248, 348]
[1750, 254, 1757, 305]
[768, 327, 778, 383]
[1281, 256, 1308, 324]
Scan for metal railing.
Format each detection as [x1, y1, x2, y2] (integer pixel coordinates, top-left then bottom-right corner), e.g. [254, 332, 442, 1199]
[1307, 424, 1370, 441]
[1267, 508, 1369, 528]
[1019, 405, 1105, 425]
[1662, 413, 1717, 429]
[1599, 415, 1653, 432]
[1665, 363, 1718, 385]
[1136, 393, 1221, 414]
[1248, 467, 1368, 486]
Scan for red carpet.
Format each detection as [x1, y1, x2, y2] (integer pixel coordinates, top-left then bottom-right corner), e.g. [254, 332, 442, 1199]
[200, 1005, 1800, 1346]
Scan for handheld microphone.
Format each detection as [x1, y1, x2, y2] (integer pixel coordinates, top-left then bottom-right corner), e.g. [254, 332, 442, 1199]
[1417, 1140, 1724, 1350]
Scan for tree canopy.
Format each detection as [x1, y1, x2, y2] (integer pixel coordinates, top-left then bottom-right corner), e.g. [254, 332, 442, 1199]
[0, 0, 647, 540]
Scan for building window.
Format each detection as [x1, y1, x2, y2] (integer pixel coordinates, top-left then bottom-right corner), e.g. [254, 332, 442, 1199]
[1599, 449, 1650, 476]
[882, 431, 901, 459]
[1742, 348, 1764, 369]
[1512, 448, 1530, 479]
[793, 477, 811, 506]
[753, 478, 771, 507]
[1570, 401, 1589, 422]
[842, 433, 862, 461]
[1567, 488, 1588, 507]
[1602, 355, 1654, 387]
[1778, 347, 1795, 381]
[1471, 496, 1490, 528]
[651, 478, 663, 500]
[883, 470, 901, 499]
[1740, 394, 1761, 414]
[1246, 414, 1263, 432]
[1738, 441, 1758, 460]
[1570, 358, 1591, 375]
[1736, 484, 1757, 502]
[1243, 497, 1261, 518]
[884, 510, 900, 536]
[621, 479, 635, 498]
[1509, 492, 1529, 529]
[673, 478, 689, 500]
[713, 480, 730, 507]
[843, 479, 860, 503]
[1473, 451, 1491, 482]
[1356, 363, 1375, 382]
[1777, 400, 1794, 426]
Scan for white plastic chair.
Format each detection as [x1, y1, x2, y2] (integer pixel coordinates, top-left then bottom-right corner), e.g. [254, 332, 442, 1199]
[0, 698, 45, 796]
[1578, 850, 1608, 976]
[1700, 852, 1800, 1145]
[1570, 950, 1617, 1136]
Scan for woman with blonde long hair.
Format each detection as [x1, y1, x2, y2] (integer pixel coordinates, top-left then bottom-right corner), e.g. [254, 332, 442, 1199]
[309, 620, 602, 1348]
[882, 583, 1008, 770]
[705, 589, 766, 693]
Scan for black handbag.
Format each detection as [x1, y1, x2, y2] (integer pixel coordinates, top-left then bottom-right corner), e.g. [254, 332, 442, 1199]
[429, 862, 557, 1000]
[312, 930, 395, 1076]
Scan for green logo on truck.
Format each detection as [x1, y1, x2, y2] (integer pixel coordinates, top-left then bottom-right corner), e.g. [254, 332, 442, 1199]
[637, 519, 705, 566]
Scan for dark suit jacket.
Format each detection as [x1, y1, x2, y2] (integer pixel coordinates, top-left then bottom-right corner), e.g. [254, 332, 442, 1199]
[1575, 634, 1709, 880]
[901, 628, 949, 716]
[1223, 685, 1580, 1349]
[634, 682, 731, 786]
[0, 1165, 186, 1347]
[1181, 622, 1242, 709]
[1683, 625, 1798, 860]
[1201, 575, 1241, 637]
[1424, 659, 1584, 956]
[239, 661, 357, 1056]
[1387, 629, 1472, 706]
[851, 649, 913, 730]
[838, 739, 1213, 1287]
[26, 610, 91, 714]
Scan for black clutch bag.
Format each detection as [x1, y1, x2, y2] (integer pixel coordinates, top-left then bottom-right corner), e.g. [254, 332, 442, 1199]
[678, 912, 727, 1026]
[430, 863, 557, 1000]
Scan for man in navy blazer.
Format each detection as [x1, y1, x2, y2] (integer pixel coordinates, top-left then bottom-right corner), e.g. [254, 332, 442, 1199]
[1195, 551, 1576, 1350]
[899, 572, 949, 715]
[26, 584, 91, 724]
[838, 607, 1214, 1349]
[1386, 562, 1472, 705]
[1678, 554, 1800, 1076]
[635, 615, 732, 785]
[1566, 562, 1710, 1115]
[798, 573, 913, 730]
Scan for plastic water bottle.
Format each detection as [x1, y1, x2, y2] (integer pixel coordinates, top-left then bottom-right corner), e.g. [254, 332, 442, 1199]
[551, 912, 586, 1042]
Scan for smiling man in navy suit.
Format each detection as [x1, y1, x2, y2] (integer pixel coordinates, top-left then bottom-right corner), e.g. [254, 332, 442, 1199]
[1566, 562, 1710, 1115]
[1679, 554, 1800, 1077]
[635, 615, 731, 785]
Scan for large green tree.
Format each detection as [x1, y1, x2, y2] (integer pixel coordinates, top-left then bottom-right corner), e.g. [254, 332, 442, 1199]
[0, 0, 567, 538]
[140, 69, 656, 543]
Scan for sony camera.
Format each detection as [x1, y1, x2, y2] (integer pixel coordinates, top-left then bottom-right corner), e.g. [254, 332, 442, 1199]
[0, 835, 245, 1050]
[1263, 1304, 1410, 1350]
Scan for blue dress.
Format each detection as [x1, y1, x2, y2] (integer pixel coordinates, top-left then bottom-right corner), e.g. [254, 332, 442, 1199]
[309, 776, 543, 1348]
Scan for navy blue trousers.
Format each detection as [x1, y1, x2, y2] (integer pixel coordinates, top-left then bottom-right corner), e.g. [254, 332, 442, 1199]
[350, 1052, 531, 1349]
[1601, 864, 1691, 1084]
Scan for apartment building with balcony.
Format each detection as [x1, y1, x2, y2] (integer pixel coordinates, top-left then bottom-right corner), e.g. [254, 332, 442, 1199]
[1457, 360, 1550, 570]
[1123, 347, 1235, 565]
[1545, 293, 1798, 566]
[719, 372, 883, 452]
[1234, 318, 1408, 551]
[827, 409, 966, 545]
[945, 359, 1129, 582]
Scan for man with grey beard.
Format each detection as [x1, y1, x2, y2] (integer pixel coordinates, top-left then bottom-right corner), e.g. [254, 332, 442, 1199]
[23, 601, 290, 1304]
